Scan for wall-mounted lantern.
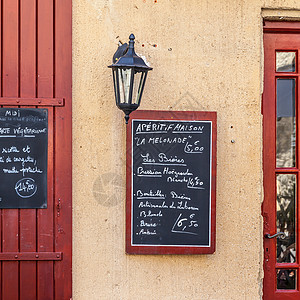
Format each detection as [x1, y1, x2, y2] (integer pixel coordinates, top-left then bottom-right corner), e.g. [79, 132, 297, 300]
[108, 34, 152, 124]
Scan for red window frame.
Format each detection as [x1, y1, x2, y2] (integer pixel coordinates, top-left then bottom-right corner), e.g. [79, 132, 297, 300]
[263, 21, 300, 300]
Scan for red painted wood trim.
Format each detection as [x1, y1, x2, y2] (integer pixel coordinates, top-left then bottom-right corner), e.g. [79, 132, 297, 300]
[273, 291, 300, 300]
[126, 110, 217, 255]
[54, 0, 72, 299]
[264, 21, 300, 33]
[275, 168, 299, 173]
[0, 252, 62, 261]
[263, 31, 280, 300]
[275, 263, 300, 269]
[0, 97, 64, 106]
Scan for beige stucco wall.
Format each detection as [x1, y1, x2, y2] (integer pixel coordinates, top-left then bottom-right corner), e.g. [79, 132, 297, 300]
[72, 1, 300, 300]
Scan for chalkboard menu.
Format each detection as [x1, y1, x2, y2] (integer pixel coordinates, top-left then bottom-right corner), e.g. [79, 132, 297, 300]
[0, 108, 48, 208]
[126, 111, 216, 254]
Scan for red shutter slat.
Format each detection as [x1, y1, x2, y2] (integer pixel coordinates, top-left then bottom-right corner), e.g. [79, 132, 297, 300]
[37, 1, 55, 299]
[54, 0, 72, 299]
[19, 0, 37, 299]
[2, 1, 20, 299]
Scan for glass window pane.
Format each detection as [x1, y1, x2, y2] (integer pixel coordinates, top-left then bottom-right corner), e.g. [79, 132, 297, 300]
[276, 79, 296, 168]
[276, 52, 296, 72]
[277, 174, 296, 263]
[277, 269, 296, 290]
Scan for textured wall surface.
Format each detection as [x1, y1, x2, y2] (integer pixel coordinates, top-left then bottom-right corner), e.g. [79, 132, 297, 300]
[73, 1, 300, 299]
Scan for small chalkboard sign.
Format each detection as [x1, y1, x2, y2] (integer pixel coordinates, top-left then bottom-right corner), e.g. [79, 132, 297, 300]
[0, 108, 48, 208]
[126, 110, 216, 254]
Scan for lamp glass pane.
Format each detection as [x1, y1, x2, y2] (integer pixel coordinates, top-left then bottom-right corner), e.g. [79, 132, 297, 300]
[112, 69, 119, 105]
[132, 71, 144, 105]
[137, 72, 146, 105]
[118, 68, 132, 103]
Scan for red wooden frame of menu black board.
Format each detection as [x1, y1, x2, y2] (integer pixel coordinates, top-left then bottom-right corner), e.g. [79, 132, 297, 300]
[126, 110, 217, 254]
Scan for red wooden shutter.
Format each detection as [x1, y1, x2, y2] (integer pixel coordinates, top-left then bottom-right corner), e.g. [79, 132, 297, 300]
[0, 1, 72, 299]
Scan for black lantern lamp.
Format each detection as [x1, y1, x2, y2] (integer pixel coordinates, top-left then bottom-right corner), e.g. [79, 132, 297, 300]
[108, 34, 152, 124]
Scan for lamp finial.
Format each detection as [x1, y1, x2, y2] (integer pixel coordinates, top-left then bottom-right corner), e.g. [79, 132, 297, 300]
[129, 34, 135, 49]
